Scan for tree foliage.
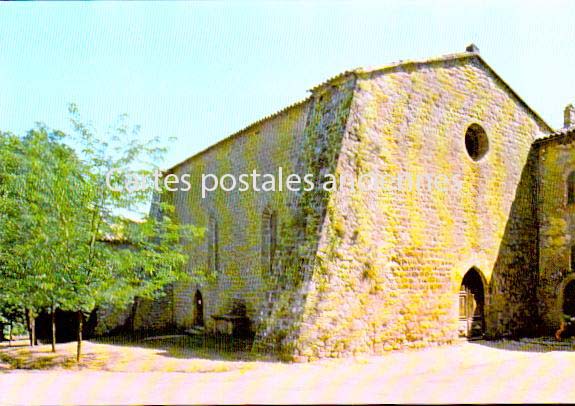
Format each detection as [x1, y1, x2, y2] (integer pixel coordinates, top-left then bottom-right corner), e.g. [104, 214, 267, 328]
[0, 106, 203, 361]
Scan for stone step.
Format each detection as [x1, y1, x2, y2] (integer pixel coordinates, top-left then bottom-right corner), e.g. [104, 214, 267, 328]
[142, 334, 186, 341]
[184, 326, 206, 336]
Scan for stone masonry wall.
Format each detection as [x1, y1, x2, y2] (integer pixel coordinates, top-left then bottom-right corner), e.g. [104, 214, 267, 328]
[131, 76, 358, 350]
[253, 76, 357, 355]
[291, 55, 548, 360]
[166, 101, 311, 333]
[131, 53, 552, 360]
[536, 131, 575, 334]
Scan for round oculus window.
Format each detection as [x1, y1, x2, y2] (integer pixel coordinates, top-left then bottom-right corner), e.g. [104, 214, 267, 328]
[465, 124, 489, 161]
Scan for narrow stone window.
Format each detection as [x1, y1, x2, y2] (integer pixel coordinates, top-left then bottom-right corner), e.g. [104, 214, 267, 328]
[567, 171, 575, 205]
[571, 245, 575, 273]
[563, 280, 575, 317]
[261, 208, 277, 274]
[207, 216, 219, 273]
[465, 124, 489, 161]
[193, 290, 204, 327]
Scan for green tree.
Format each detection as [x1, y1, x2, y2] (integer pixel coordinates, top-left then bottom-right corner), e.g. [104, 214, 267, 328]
[0, 128, 86, 351]
[0, 107, 204, 362]
[59, 105, 203, 362]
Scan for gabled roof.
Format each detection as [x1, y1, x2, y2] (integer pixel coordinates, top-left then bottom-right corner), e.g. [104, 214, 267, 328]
[169, 48, 554, 172]
[312, 50, 553, 134]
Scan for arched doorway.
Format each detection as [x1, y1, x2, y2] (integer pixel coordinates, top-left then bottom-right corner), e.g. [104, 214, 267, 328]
[193, 290, 204, 327]
[563, 280, 575, 317]
[459, 268, 485, 338]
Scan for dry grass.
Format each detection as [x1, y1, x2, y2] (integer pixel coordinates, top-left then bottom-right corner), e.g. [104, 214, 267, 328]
[0, 335, 268, 373]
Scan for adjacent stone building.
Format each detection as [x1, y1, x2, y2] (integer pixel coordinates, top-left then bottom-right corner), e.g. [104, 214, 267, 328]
[535, 106, 575, 336]
[112, 46, 575, 360]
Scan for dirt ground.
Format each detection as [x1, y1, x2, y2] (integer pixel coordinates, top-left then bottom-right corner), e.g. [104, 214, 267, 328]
[1, 336, 574, 404]
[0, 334, 262, 373]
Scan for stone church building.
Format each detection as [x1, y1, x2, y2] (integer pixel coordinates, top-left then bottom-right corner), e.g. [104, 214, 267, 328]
[101, 45, 575, 361]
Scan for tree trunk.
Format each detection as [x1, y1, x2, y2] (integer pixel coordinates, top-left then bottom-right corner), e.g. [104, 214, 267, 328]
[51, 306, 57, 353]
[8, 322, 12, 347]
[32, 316, 37, 346]
[27, 309, 36, 346]
[26, 309, 32, 346]
[76, 311, 83, 363]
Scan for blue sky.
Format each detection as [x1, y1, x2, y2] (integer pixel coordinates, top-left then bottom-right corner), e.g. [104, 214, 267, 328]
[1, 0, 574, 169]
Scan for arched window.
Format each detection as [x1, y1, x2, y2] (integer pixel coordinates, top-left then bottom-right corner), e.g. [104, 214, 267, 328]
[261, 208, 277, 274]
[567, 171, 575, 205]
[207, 216, 219, 274]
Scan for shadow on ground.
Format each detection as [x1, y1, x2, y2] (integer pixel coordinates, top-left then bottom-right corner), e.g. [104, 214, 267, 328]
[471, 336, 575, 353]
[0, 335, 276, 372]
[0, 339, 110, 370]
[93, 332, 280, 363]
